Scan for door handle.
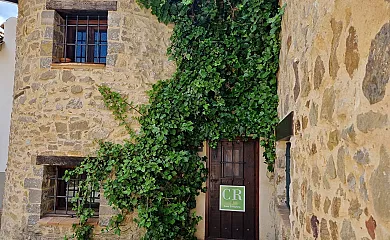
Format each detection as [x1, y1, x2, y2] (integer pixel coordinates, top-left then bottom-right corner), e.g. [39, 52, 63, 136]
[210, 179, 218, 182]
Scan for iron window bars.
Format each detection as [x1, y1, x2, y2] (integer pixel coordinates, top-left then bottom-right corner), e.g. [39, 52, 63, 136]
[46, 166, 100, 217]
[59, 13, 108, 64]
[221, 143, 244, 178]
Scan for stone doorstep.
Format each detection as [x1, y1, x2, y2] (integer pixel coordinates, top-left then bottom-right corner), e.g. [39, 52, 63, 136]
[38, 216, 98, 226]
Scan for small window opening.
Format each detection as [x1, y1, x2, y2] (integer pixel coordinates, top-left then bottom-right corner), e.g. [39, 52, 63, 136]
[222, 148, 244, 178]
[58, 12, 108, 64]
[45, 166, 100, 217]
[285, 142, 291, 209]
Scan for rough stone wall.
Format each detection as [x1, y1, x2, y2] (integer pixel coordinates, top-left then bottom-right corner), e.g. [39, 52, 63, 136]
[277, 0, 390, 239]
[0, 0, 174, 239]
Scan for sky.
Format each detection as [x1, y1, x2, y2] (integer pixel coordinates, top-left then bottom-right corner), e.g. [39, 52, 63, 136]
[0, 1, 18, 26]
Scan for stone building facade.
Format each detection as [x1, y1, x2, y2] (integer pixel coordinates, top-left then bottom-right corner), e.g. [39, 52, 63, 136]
[0, 0, 175, 239]
[274, 0, 390, 239]
[2, 0, 390, 239]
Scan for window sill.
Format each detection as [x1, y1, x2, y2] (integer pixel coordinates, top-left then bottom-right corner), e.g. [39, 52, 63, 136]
[38, 216, 99, 226]
[51, 63, 106, 70]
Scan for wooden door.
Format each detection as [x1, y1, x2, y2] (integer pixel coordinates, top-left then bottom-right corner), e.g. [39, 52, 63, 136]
[206, 139, 259, 240]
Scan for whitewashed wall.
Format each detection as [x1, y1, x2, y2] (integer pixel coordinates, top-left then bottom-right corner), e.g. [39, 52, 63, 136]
[0, 17, 17, 208]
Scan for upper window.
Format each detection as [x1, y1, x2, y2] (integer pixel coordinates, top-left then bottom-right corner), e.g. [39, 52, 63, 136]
[59, 12, 108, 64]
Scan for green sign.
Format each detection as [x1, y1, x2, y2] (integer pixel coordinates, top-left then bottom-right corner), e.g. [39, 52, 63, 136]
[219, 185, 245, 212]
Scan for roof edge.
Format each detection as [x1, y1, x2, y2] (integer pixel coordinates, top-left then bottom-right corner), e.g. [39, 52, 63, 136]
[3, 0, 18, 3]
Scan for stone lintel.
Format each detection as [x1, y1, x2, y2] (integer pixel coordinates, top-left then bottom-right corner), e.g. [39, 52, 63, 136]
[36, 155, 89, 166]
[46, 0, 117, 11]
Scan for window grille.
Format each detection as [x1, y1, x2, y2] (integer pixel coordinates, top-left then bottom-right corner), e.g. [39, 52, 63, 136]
[285, 142, 291, 209]
[222, 149, 244, 178]
[59, 12, 108, 64]
[46, 166, 100, 217]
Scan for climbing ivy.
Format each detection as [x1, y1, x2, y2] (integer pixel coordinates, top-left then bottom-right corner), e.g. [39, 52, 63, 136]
[65, 0, 283, 239]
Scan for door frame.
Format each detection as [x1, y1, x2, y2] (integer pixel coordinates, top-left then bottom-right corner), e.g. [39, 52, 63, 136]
[205, 138, 260, 240]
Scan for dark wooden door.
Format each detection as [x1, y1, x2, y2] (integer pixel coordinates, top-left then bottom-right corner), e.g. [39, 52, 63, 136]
[206, 139, 259, 240]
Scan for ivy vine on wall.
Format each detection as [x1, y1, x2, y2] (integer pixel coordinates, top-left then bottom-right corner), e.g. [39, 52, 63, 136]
[65, 0, 283, 239]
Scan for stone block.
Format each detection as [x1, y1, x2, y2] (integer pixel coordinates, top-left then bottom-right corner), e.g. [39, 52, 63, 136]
[62, 71, 76, 82]
[40, 70, 56, 80]
[331, 197, 341, 218]
[340, 220, 356, 240]
[71, 85, 83, 94]
[341, 125, 356, 143]
[70, 131, 82, 140]
[320, 87, 336, 121]
[320, 219, 330, 240]
[370, 146, 390, 221]
[55, 122, 67, 133]
[329, 220, 338, 240]
[325, 156, 337, 179]
[99, 205, 119, 215]
[79, 76, 94, 83]
[66, 98, 83, 109]
[108, 12, 122, 27]
[345, 26, 360, 78]
[26, 204, 41, 214]
[24, 178, 42, 189]
[359, 175, 369, 202]
[324, 197, 331, 214]
[40, 57, 52, 69]
[41, 11, 55, 25]
[27, 214, 40, 225]
[313, 56, 325, 89]
[27, 30, 41, 42]
[108, 28, 120, 41]
[365, 216, 376, 240]
[327, 130, 339, 151]
[363, 23, 390, 104]
[357, 111, 387, 133]
[353, 149, 370, 165]
[44, 26, 54, 39]
[348, 198, 362, 220]
[109, 42, 125, 54]
[99, 216, 111, 227]
[69, 121, 88, 131]
[329, 19, 343, 80]
[29, 189, 42, 204]
[311, 215, 319, 238]
[40, 40, 53, 56]
[88, 128, 112, 140]
[314, 192, 321, 210]
[337, 147, 346, 183]
[347, 173, 356, 191]
[106, 54, 118, 66]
